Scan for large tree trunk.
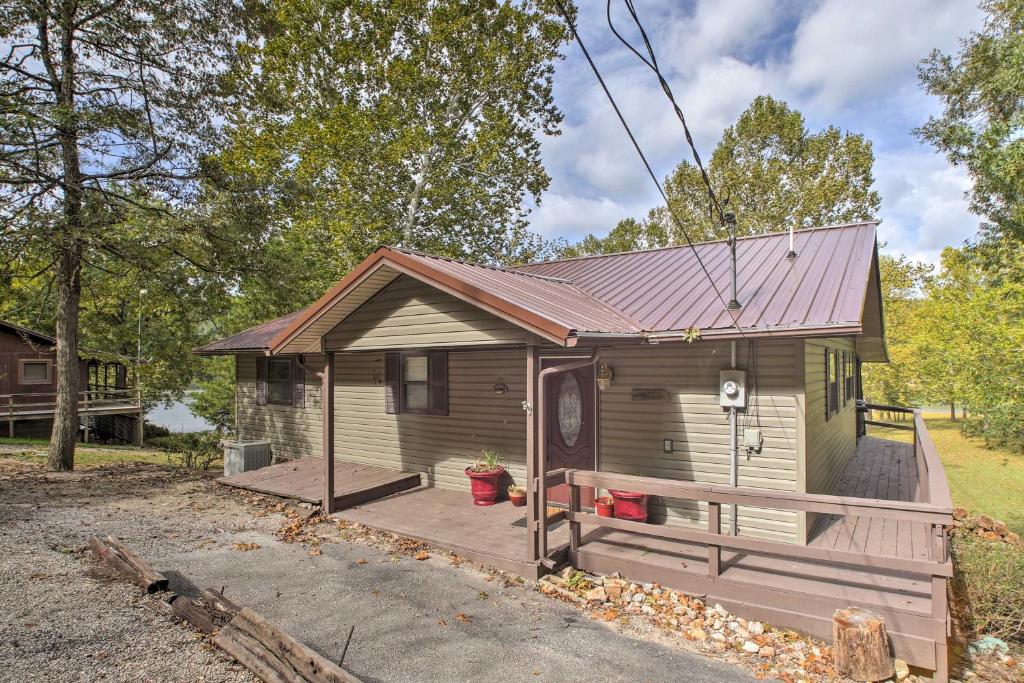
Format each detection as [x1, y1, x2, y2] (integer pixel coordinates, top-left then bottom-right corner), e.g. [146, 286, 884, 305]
[47, 245, 82, 471]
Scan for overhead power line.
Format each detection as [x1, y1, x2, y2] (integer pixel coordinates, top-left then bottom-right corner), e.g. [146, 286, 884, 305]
[551, 0, 744, 333]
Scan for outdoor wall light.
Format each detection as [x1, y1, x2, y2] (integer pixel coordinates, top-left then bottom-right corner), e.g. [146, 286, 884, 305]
[492, 382, 508, 394]
[596, 363, 614, 391]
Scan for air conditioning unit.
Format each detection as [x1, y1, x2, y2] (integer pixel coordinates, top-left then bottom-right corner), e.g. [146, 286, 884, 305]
[223, 439, 273, 477]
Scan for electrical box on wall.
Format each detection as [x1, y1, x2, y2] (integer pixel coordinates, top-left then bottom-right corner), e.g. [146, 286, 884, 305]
[719, 369, 746, 408]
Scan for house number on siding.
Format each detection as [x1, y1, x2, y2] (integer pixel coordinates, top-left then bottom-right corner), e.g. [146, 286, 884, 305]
[558, 374, 583, 447]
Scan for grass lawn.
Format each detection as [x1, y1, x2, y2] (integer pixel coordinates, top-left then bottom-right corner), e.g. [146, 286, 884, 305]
[0, 437, 170, 467]
[868, 415, 1024, 534]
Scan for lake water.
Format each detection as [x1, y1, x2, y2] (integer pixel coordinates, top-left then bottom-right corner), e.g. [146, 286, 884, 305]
[147, 393, 214, 433]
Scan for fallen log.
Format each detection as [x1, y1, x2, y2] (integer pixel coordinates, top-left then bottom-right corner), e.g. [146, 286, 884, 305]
[213, 623, 297, 683]
[169, 594, 217, 634]
[833, 607, 894, 681]
[232, 607, 361, 683]
[201, 588, 242, 619]
[88, 536, 168, 593]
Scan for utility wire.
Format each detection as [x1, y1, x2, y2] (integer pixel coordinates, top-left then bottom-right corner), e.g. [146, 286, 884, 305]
[552, 0, 745, 335]
[606, 0, 725, 226]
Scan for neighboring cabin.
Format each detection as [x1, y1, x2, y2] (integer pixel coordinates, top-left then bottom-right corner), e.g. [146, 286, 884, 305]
[199, 222, 886, 545]
[0, 320, 142, 443]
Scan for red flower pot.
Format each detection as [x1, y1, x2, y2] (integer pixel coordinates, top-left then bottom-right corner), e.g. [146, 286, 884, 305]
[609, 490, 649, 522]
[595, 496, 615, 518]
[509, 491, 527, 507]
[465, 466, 505, 506]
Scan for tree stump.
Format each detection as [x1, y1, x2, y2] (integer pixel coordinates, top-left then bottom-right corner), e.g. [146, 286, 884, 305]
[833, 607, 894, 681]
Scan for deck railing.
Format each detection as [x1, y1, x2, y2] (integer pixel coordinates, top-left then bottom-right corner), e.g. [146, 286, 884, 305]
[2, 388, 142, 419]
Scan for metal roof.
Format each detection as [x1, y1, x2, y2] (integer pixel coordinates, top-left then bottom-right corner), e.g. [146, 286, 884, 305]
[197, 222, 884, 355]
[514, 222, 879, 338]
[195, 309, 307, 355]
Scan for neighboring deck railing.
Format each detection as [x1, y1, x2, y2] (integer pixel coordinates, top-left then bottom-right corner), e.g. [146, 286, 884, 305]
[2, 388, 142, 419]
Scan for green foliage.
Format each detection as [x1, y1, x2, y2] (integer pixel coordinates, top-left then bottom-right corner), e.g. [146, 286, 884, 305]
[917, 0, 1024, 242]
[220, 0, 572, 305]
[951, 530, 1024, 641]
[565, 96, 880, 255]
[471, 448, 502, 472]
[149, 431, 222, 471]
[189, 357, 236, 433]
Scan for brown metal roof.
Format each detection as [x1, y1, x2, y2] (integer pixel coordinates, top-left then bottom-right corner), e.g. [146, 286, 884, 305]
[195, 309, 307, 355]
[514, 222, 879, 338]
[197, 222, 883, 354]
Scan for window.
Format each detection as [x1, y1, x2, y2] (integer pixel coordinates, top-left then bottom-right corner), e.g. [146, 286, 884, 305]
[385, 351, 448, 415]
[825, 348, 840, 420]
[19, 359, 51, 385]
[846, 353, 857, 401]
[255, 357, 303, 408]
[267, 358, 293, 405]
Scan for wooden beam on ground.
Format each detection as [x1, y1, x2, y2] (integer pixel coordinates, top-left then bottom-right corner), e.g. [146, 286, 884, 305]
[169, 594, 217, 634]
[201, 588, 242, 619]
[88, 536, 168, 593]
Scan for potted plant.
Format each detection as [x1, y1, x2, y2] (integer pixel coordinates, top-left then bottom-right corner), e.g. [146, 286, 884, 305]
[595, 495, 614, 518]
[465, 449, 504, 506]
[507, 485, 527, 507]
[609, 489, 649, 522]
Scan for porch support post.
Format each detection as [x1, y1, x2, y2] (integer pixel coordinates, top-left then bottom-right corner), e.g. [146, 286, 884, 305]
[322, 352, 336, 514]
[525, 344, 540, 563]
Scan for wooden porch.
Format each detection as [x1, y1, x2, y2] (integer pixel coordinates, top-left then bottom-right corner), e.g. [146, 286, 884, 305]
[557, 408, 952, 680]
[2, 388, 143, 442]
[218, 458, 421, 508]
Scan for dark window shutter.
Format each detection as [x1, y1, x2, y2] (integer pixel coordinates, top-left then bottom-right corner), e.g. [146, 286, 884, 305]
[823, 348, 830, 421]
[293, 358, 305, 409]
[384, 352, 400, 414]
[256, 357, 267, 406]
[429, 351, 448, 416]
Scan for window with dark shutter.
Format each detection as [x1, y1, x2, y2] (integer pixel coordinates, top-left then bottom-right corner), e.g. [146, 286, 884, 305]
[384, 350, 448, 415]
[293, 358, 305, 409]
[267, 358, 293, 406]
[256, 357, 268, 406]
[824, 348, 830, 420]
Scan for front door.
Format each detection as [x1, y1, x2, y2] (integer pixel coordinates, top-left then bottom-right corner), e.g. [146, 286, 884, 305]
[545, 364, 596, 507]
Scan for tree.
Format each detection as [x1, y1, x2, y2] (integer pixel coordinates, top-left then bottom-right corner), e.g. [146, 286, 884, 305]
[917, 0, 1024, 243]
[221, 0, 572, 302]
[565, 96, 880, 255]
[0, 1, 244, 470]
[860, 253, 932, 407]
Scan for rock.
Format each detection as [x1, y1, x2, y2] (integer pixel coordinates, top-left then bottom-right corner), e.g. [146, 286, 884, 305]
[604, 580, 625, 601]
[711, 619, 723, 631]
[742, 640, 760, 654]
[689, 628, 708, 641]
[584, 587, 607, 604]
[992, 520, 1010, 536]
[968, 636, 1010, 656]
[977, 514, 995, 528]
[680, 615, 692, 626]
[982, 530, 1002, 542]
[691, 599, 704, 610]
[952, 506, 968, 520]
[893, 658, 910, 681]
[632, 593, 645, 604]
[727, 621, 740, 631]
[1006, 531, 1022, 546]
[691, 617, 704, 629]
[758, 646, 776, 659]
[641, 605, 655, 615]
[714, 603, 729, 618]
[558, 566, 574, 580]
[711, 632, 727, 642]
[748, 621, 765, 635]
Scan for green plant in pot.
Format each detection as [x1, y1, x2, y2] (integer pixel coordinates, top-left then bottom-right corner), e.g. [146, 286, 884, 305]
[465, 449, 504, 506]
[507, 484, 527, 507]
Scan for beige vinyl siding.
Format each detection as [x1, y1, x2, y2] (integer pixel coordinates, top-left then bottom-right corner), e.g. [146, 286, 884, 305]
[332, 349, 527, 491]
[236, 354, 323, 461]
[804, 337, 858, 499]
[324, 276, 533, 351]
[595, 340, 800, 543]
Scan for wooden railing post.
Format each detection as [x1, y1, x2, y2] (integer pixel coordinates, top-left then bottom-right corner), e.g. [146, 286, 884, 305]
[6, 395, 13, 438]
[708, 501, 721, 579]
[82, 391, 90, 443]
[568, 481, 581, 559]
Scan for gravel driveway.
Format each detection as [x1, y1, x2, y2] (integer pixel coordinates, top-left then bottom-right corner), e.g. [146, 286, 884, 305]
[0, 456, 754, 683]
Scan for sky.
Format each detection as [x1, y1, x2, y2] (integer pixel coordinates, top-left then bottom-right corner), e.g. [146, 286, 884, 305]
[532, 0, 986, 266]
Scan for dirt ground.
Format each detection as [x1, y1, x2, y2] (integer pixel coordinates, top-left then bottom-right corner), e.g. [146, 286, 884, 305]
[0, 455, 754, 683]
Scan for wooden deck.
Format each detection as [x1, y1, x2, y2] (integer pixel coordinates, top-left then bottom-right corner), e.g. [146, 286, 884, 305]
[809, 436, 931, 559]
[338, 486, 570, 579]
[218, 458, 421, 508]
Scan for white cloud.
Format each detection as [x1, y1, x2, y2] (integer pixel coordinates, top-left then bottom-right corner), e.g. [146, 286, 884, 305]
[788, 0, 983, 110]
[528, 192, 641, 240]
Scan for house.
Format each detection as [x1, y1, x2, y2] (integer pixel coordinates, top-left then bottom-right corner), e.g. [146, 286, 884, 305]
[0, 320, 142, 443]
[198, 221, 953, 680]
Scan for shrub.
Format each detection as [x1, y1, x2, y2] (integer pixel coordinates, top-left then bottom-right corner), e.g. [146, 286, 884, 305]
[144, 422, 171, 439]
[149, 431, 222, 471]
[962, 404, 1024, 454]
[950, 529, 1024, 641]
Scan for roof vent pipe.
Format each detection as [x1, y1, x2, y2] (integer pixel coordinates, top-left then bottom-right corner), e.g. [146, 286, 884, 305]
[725, 211, 741, 310]
[786, 224, 797, 259]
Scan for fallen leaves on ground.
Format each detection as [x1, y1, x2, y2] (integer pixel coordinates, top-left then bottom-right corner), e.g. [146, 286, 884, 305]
[231, 542, 260, 552]
[414, 550, 430, 561]
[355, 559, 367, 565]
[308, 547, 321, 557]
[455, 612, 472, 624]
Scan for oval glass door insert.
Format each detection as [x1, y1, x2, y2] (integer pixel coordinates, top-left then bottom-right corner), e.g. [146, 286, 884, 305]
[557, 374, 583, 447]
